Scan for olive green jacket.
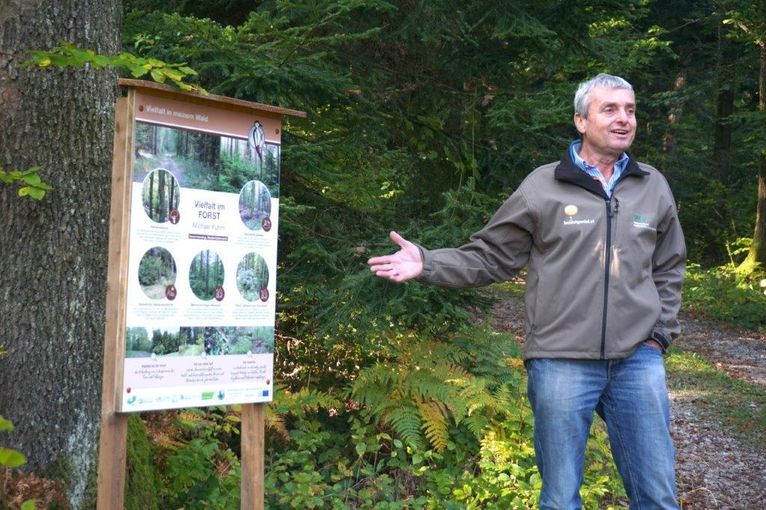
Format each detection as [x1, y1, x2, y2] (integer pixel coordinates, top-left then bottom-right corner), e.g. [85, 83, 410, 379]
[418, 153, 686, 360]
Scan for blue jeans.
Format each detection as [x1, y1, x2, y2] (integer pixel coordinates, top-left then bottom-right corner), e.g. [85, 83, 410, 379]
[526, 343, 678, 509]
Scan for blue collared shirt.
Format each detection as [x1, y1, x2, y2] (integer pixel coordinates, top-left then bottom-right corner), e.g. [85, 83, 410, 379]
[569, 140, 629, 198]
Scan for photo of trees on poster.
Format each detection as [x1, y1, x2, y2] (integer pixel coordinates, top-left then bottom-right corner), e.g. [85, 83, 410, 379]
[133, 121, 280, 197]
[189, 249, 225, 301]
[236, 252, 269, 301]
[138, 247, 177, 299]
[125, 326, 275, 357]
[141, 168, 180, 223]
[239, 180, 272, 230]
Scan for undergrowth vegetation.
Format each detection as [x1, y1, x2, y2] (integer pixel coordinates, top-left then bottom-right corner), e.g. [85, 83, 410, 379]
[128, 325, 628, 509]
[682, 264, 766, 330]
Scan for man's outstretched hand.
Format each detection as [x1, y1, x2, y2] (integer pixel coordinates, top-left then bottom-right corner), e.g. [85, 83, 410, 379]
[367, 231, 423, 283]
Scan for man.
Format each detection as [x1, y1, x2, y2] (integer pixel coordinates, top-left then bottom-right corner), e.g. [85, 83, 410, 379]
[368, 73, 685, 509]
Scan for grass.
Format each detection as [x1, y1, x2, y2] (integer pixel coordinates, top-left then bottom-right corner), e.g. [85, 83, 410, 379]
[672, 263, 766, 449]
[665, 348, 766, 450]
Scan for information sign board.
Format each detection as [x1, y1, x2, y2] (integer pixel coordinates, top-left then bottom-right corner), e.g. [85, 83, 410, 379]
[118, 87, 285, 411]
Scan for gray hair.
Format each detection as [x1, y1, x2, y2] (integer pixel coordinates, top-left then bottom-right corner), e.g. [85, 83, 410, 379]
[574, 73, 634, 118]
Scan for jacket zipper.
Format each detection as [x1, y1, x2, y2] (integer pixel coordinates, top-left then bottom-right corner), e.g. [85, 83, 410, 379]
[600, 197, 616, 359]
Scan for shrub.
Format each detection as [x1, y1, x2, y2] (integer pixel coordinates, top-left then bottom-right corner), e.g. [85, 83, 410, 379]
[138, 256, 164, 286]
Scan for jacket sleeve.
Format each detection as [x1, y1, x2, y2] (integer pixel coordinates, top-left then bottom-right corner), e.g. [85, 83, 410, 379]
[649, 192, 686, 351]
[417, 188, 535, 288]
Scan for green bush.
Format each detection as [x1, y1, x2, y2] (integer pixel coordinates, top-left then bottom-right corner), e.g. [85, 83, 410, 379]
[138, 256, 164, 286]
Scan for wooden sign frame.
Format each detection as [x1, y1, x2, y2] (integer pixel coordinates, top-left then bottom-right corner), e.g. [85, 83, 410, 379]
[97, 79, 305, 509]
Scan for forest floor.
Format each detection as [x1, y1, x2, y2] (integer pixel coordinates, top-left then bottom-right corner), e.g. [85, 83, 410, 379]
[488, 286, 766, 510]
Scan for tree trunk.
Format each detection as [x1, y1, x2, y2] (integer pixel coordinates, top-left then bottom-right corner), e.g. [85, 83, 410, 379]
[713, 20, 734, 183]
[0, 1, 120, 508]
[158, 166, 166, 221]
[148, 169, 155, 218]
[743, 43, 766, 271]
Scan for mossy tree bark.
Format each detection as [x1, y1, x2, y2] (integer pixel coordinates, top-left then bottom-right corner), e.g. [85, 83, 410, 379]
[736, 0, 766, 272]
[742, 44, 766, 272]
[0, 1, 121, 507]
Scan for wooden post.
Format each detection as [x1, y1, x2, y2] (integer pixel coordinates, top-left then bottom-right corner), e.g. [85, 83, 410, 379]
[96, 93, 134, 510]
[240, 403, 265, 510]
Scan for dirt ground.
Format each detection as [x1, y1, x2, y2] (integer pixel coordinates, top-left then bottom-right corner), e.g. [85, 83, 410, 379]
[671, 314, 766, 509]
[489, 292, 766, 510]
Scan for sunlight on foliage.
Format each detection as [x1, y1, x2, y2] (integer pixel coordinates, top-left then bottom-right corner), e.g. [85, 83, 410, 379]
[0, 416, 37, 510]
[27, 41, 204, 92]
[683, 263, 766, 329]
[0, 164, 52, 200]
[0, 416, 26, 469]
[350, 327, 520, 452]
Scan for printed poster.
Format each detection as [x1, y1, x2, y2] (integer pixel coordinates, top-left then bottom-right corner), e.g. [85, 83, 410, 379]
[119, 91, 281, 411]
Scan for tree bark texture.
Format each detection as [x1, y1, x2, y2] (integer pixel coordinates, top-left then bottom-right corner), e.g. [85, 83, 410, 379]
[0, 1, 121, 508]
[751, 43, 766, 268]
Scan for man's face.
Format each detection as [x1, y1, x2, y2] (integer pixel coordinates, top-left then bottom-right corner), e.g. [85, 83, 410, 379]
[574, 86, 636, 160]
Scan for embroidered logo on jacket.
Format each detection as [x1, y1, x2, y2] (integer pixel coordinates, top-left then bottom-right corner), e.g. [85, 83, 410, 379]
[563, 218, 595, 225]
[562, 204, 595, 225]
[632, 214, 656, 231]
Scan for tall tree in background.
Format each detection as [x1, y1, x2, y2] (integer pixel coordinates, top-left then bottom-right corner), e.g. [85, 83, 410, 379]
[725, 0, 766, 271]
[0, 1, 121, 507]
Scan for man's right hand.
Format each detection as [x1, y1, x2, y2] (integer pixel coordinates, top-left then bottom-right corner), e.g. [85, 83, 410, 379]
[367, 231, 424, 283]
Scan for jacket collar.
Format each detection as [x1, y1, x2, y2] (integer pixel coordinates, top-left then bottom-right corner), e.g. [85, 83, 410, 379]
[554, 149, 648, 198]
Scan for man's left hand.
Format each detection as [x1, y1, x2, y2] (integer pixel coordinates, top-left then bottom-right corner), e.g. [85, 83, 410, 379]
[644, 339, 663, 351]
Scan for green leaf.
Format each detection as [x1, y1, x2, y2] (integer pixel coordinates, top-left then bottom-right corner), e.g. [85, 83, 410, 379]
[162, 69, 184, 82]
[0, 416, 14, 432]
[22, 173, 41, 186]
[19, 166, 42, 176]
[92, 54, 110, 68]
[20, 500, 37, 510]
[128, 64, 147, 78]
[26, 188, 46, 200]
[150, 69, 166, 83]
[0, 447, 27, 468]
[178, 66, 198, 76]
[354, 442, 365, 457]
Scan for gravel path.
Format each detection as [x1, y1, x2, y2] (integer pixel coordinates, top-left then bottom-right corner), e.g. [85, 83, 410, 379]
[489, 292, 766, 509]
[672, 315, 766, 509]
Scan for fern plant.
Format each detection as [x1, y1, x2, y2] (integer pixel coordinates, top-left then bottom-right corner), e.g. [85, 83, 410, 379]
[267, 384, 342, 442]
[349, 326, 522, 452]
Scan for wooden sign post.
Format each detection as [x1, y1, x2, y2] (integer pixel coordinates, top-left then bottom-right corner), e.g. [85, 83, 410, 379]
[97, 80, 304, 509]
